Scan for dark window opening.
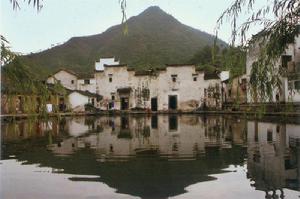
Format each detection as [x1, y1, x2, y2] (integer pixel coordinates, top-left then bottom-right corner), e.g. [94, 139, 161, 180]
[121, 97, 129, 110]
[193, 77, 197, 81]
[171, 74, 178, 82]
[267, 129, 273, 142]
[282, 55, 292, 68]
[109, 74, 113, 83]
[228, 89, 232, 97]
[71, 80, 74, 84]
[168, 95, 177, 110]
[276, 125, 280, 133]
[169, 115, 178, 131]
[295, 81, 300, 90]
[84, 79, 90, 84]
[111, 95, 115, 100]
[151, 115, 158, 129]
[151, 97, 158, 111]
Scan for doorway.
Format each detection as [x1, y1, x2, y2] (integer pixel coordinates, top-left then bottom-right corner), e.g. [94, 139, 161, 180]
[151, 97, 158, 111]
[168, 95, 177, 110]
[121, 97, 129, 110]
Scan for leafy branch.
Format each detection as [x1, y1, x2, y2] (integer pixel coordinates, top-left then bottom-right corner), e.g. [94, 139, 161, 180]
[216, 0, 300, 102]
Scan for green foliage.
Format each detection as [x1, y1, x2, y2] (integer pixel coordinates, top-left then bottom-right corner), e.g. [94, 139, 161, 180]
[188, 45, 246, 77]
[1, 58, 67, 115]
[1, 36, 16, 66]
[1, 58, 39, 94]
[217, 0, 299, 102]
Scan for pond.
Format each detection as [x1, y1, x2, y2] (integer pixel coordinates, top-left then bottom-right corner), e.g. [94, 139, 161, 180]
[1, 115, 300, 199]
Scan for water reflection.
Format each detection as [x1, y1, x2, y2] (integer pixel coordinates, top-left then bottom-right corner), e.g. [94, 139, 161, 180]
[247, 121, 300, 198]
[1, 115, 300, 199]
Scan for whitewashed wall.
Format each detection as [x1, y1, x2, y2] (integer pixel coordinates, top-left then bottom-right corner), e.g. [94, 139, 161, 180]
[68, 92, 89, 109]
[95, 65, 221, 111]
[47, 70, 78, 90]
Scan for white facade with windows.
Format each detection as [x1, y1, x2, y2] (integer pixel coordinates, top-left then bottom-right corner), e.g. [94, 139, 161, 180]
[246, 35, 300, 103]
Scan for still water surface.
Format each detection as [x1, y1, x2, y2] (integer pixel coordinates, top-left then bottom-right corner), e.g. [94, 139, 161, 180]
[1, 115, 300, 199]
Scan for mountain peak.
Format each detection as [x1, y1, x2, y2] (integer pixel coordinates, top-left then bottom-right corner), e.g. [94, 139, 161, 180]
[21, 6, 226, 78]
[139, 6, 170, 17]
[143, 6, 164, 13]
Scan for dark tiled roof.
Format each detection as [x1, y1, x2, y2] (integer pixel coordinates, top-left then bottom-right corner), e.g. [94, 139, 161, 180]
[49, 68, 79, 78]
[165, 64, 195, 67]
[204, 72, 220, 80]
[104, 64, 127, 68]
[68, 89, 102, 99]
[134, 70, 157, 76]
[117, 87, 132, 93]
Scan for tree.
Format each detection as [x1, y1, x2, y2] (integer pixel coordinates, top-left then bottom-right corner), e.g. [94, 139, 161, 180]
[9, 0, 42, 11]
[216, 0, 299, 102]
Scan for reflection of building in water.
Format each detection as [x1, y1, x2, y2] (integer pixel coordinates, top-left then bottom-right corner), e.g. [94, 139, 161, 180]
[47, 115, 248, 161]
[247, 121, 300, 197]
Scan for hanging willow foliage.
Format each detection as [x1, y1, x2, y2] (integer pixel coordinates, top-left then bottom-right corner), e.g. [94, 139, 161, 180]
[9, 0, 43, 11]
[1, 58, 67, 116]
[216, 0, 300, 102]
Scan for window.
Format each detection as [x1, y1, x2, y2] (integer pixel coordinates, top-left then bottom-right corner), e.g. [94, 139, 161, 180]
[84, 79, 90, 84]
[151, 115, 158, 129]
[169, 115, 178, 131]
[295, 81, 300, 90]
[228, 89, 232, 97]
[109, 74, 113, 82]
[71, 80, 74, 84]
[171, 74, 177, 82]
[193, 74, 197, 81]
[111, 95, 115, 100]
[267, 129, 273, 142]
[276, 125, 280, 133]
[281, 55, 292, 68]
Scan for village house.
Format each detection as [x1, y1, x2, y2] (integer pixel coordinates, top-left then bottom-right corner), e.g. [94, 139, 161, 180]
[94, 63, 221, 111]
[46, 58, 223, 112]
[246, 35, 300, 103]
[222, 76, 247, 105]
[68, 90, 102, 112]
[47, 69, 96, 93]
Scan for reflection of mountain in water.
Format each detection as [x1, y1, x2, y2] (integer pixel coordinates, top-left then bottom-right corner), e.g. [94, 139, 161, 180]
[2, 115, 300, 198]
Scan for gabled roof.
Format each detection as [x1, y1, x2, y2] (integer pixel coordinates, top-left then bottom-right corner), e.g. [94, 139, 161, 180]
[204, 72, 220, 80]
[117, 87, 132, 93]
[68, 89, 102, 99]
[104, 64, 127, 68]
[48, 68, 79, 78]
[165, 64, 195, 67]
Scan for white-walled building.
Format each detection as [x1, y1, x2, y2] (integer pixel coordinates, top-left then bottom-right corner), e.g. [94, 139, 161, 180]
[46, 59, 223, 111]
[95, 57, 119, 71]
[47, 69, 79, 90]
[47, 69, 96, 93]
[94, 63, 221, 111]
[246, 35, 300, 103]
[68, 90, 101, 112]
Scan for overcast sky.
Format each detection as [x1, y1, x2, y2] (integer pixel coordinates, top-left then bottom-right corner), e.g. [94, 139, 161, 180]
[1, 0, 256, 54]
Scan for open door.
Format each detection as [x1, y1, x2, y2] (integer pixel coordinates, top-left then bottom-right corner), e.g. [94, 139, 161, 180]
[121, 97, 129, 110]
[151, 97, 158, 111]
[168, 95, 177, 110]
